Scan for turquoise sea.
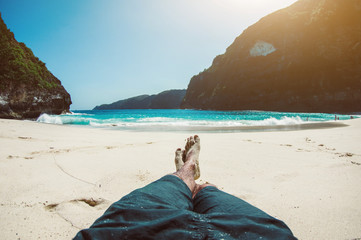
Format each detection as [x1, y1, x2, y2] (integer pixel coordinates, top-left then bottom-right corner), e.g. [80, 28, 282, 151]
[36, 109, 359, 132]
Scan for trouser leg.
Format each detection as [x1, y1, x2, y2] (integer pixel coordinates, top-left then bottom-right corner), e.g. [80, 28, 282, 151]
[193, 186, 297, 240]
[74, 175, 196, 240]
[120, 174, 193, 211]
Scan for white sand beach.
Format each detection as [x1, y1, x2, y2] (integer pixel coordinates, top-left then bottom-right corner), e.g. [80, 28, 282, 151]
[0, 118, 360, 239]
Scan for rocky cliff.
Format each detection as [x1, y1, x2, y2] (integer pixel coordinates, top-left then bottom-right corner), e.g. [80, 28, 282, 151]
[0, 13, 71, 119]
[93, 89, 186, 110]
[181, 0, 361, 113]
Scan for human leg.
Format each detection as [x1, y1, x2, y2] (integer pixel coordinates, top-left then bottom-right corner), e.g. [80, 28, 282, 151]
[173, 135, 201, 197]
[73, 174, 196, 240]
[192, 185, 296, 239]
[74, 136, 202, 240]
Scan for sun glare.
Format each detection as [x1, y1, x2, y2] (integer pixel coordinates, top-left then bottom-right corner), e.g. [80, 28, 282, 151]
[216, 0, 298, 13]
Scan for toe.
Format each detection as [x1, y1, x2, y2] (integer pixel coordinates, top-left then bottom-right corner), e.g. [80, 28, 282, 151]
[190, 136, 195, 145]
[185, 138, 190, 150]
[175, 148, 182, 155]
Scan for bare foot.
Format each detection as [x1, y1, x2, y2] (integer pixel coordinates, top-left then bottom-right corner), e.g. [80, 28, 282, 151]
[172, 135, 201, 194]
[174, 148, 184, 171]
[184, 135, 201, 180]
[173, 150, 197, 194]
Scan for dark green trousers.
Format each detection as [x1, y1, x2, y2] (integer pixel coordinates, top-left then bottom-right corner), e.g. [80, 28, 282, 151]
[74, 175, 296, 240]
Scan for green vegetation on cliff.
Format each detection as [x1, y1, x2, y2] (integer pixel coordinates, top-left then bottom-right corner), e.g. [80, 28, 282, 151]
[0, 13, 58, 90]
[0, 13, 71, 119]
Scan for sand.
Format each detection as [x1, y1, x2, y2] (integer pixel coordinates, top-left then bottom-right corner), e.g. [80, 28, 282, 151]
[0, 118, 360, 239]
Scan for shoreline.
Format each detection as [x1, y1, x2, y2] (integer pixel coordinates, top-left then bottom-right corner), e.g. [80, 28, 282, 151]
[32, 117, 351, 133]
[109, 120, 349, 133]
[35, 109, 359, 132]
[1, 118, 361, 239]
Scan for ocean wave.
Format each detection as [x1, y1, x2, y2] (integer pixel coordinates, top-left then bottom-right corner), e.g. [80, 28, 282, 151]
[90, 116, 306, 128]
[247, 116, 305, 126]
[37, 113, 95, 125]
[37, 113, 63, 124]
[137, 117, 176, 122]
[36, 114, 308, 128]
[66, 111, 94, 116]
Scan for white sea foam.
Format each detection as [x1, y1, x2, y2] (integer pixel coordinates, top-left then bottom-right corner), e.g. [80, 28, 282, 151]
[132, 116, 305, 127]
[138, 117, 175, 122]
[66, 111, 93, 116]
[89, 121, 105, 127]
[36, 113, 309, 129]
[37, 113, 94, 125]
[91, 116, 306, 128]
[248, 116, 305, 126]
[37, 113, 63, 124]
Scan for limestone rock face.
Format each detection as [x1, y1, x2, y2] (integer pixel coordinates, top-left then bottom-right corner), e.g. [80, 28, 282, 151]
[0, 14, 71, 119]
[93, 90, 186, 110]
[181, 0, 361, 113]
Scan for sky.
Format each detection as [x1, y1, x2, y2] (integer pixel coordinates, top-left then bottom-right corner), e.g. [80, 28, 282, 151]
[0, 0, 297, 110]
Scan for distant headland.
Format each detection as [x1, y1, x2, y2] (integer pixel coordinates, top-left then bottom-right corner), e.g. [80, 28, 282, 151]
[93, 89, 186, 110]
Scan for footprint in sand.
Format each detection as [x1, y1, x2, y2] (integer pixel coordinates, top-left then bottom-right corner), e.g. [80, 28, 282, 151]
[338, 152, 354, 158]
[280, 144, 293, 147]
[44, 198, 110, 229]
[18, 136, 32, 140]
[136, 170, 151, 182]
[31, 151, 42, 155]
[105, 146, 116, 150]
